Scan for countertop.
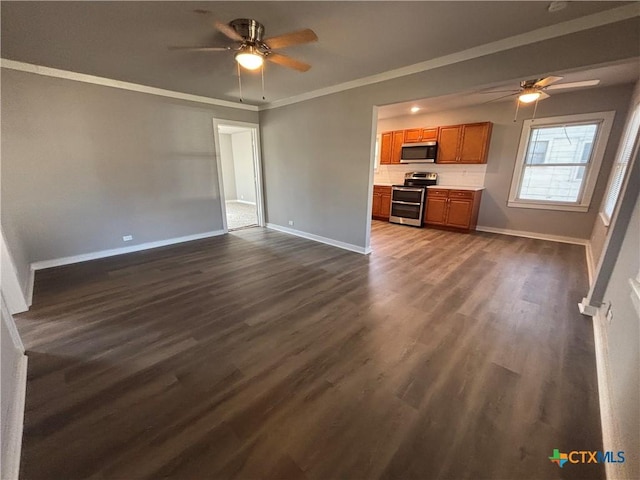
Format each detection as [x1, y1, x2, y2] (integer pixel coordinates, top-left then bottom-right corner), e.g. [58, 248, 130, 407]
[374, 183, 484, 191]
[427, 185, 485, 191]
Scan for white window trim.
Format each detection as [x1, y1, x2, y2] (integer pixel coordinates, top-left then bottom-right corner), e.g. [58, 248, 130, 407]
[508, 111, 615, 212]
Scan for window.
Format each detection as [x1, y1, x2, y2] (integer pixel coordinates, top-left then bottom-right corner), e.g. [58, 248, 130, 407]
[601, 103, 640, 225]
[508, 111, 615, 212]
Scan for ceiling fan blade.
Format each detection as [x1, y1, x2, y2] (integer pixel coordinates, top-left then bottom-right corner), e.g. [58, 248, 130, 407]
[537, 91, 550, 100]
[534, 76, 564, 88]
[478, 89, 520, 94]
[168, 46, 231, 51]
[267, 52, 311, 72]
[478, 92, 518, 105]
[264, 29, 318, 49]
[215, 21, 244, 42]
[546, 79, 601, 90]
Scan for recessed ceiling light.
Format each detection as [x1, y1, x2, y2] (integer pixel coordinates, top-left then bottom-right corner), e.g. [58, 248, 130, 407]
[410, 106, 420, 113]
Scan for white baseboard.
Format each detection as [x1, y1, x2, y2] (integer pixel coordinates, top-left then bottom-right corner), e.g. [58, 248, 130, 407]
[476, 225, 589, 246]
[231, 200, 257, 206]
[585, 241, 595, 286]
[591, 310, 628, 480]
[266, 223, 371, 255]
[30, 230, 226, 271]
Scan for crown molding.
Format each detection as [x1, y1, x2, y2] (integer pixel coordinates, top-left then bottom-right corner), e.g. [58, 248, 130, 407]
[0, 59, 258, 111]
[259, 3, 640, 111]
[2, 4, 637, 113]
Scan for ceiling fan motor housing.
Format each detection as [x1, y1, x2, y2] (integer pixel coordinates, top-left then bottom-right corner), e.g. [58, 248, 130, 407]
[230, 19, 265, 43]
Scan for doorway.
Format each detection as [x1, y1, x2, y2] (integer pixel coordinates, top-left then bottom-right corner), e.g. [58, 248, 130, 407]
[213, 120, 265, 231]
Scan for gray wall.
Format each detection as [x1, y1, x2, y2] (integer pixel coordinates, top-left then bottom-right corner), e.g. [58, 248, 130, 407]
[1, 69, 258, 270]
[219, 133, 238, 201]
[231, 131, 257, 204]
[259, 19, 639, 249]
[379, 84, 633, 240]
[600, 192, 639, 479]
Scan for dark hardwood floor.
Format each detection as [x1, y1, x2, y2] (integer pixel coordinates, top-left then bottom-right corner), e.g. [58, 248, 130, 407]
[15, 222, 603, 479]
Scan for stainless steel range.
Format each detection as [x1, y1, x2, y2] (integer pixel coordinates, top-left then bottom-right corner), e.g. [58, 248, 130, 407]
[389, 172, 438, 227]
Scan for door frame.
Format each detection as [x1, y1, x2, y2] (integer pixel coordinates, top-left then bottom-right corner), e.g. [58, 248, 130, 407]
[212, 119, 265, 231]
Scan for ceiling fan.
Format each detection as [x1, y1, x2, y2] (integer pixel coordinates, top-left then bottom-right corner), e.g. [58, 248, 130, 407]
[481, 75, 600, 121]
[169, 18, 318, 72]
[484, 76, 601, 104]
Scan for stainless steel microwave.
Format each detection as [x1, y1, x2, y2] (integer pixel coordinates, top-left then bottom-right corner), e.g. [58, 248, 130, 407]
[400, 141, 437, 163]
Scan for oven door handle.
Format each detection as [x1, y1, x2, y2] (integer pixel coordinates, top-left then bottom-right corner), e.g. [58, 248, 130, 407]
[393, 187, 424, 192]
[392, 200, 422, 206]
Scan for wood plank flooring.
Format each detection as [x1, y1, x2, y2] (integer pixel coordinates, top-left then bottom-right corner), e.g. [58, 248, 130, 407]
[15, 222, 604, 479]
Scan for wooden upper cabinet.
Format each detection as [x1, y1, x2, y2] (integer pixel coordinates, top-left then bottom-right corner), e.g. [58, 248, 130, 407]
[436, 122, 492, 164]
[380, 132, 393, 165]
[379, 131, 404, 164]
[391, 130, 404, 164]
[437, 125, 462, 163]
[383, 122, 491, 165]
[459, 123, 492, 163]
[420, 128, 438, 141]
[403, 128, 422, 143]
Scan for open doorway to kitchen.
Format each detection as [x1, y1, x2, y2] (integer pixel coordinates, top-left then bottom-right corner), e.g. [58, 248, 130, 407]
[213, 120, 265, 231]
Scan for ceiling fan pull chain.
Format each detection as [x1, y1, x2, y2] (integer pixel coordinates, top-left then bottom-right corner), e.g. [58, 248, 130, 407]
[261, 63, 266, 101]
[237, 63, 243, 103]
[513, 100, 520, 123]
[532, 96, 540, 121]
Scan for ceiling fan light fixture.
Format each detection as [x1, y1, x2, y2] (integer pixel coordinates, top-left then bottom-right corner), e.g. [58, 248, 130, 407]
[235, 46, 264, 70]
[519, 89, 542, 103]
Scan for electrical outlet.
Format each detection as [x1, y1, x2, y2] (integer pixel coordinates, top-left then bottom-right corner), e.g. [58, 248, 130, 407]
[288, 220, 294, 226]
[240, 194, 244, 200]
[122, 235, 133, 242]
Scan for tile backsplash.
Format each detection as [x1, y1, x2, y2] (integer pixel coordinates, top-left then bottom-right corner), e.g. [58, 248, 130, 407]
[374, 163, 486, 186]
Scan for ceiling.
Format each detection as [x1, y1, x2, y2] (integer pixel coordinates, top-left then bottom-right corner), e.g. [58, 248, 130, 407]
[0, 1, 634, 105]
[378, 58, 640, 119]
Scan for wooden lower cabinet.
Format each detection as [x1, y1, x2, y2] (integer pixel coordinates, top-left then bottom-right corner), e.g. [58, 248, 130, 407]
[424, 188, 482, 231]
[372, 185, 392, 220]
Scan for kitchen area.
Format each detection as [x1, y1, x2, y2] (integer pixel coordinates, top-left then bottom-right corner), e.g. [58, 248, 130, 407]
[372, 119, 492, 232]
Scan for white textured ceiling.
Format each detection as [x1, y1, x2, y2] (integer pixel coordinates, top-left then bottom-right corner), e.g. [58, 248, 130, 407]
[0, 1, 634, 105]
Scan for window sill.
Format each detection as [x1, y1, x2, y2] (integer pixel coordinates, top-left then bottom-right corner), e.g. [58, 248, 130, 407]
[507, 200, 589, 212]
[599, 211, 611, 227]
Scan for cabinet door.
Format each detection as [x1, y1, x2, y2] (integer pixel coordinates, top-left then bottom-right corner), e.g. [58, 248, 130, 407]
[391, 130, 405, 164]
[459, 123, 492, 164]
[380, 132, 393, 165]
[437, 125, 461, 163]
[380, 192, 392, 219]
[403, 128, 422, 143]
[372, 192, 381, 217]
[446, 198, 473, 229]
[420, 128, 438, 141]
[424, 196, 448, 225]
